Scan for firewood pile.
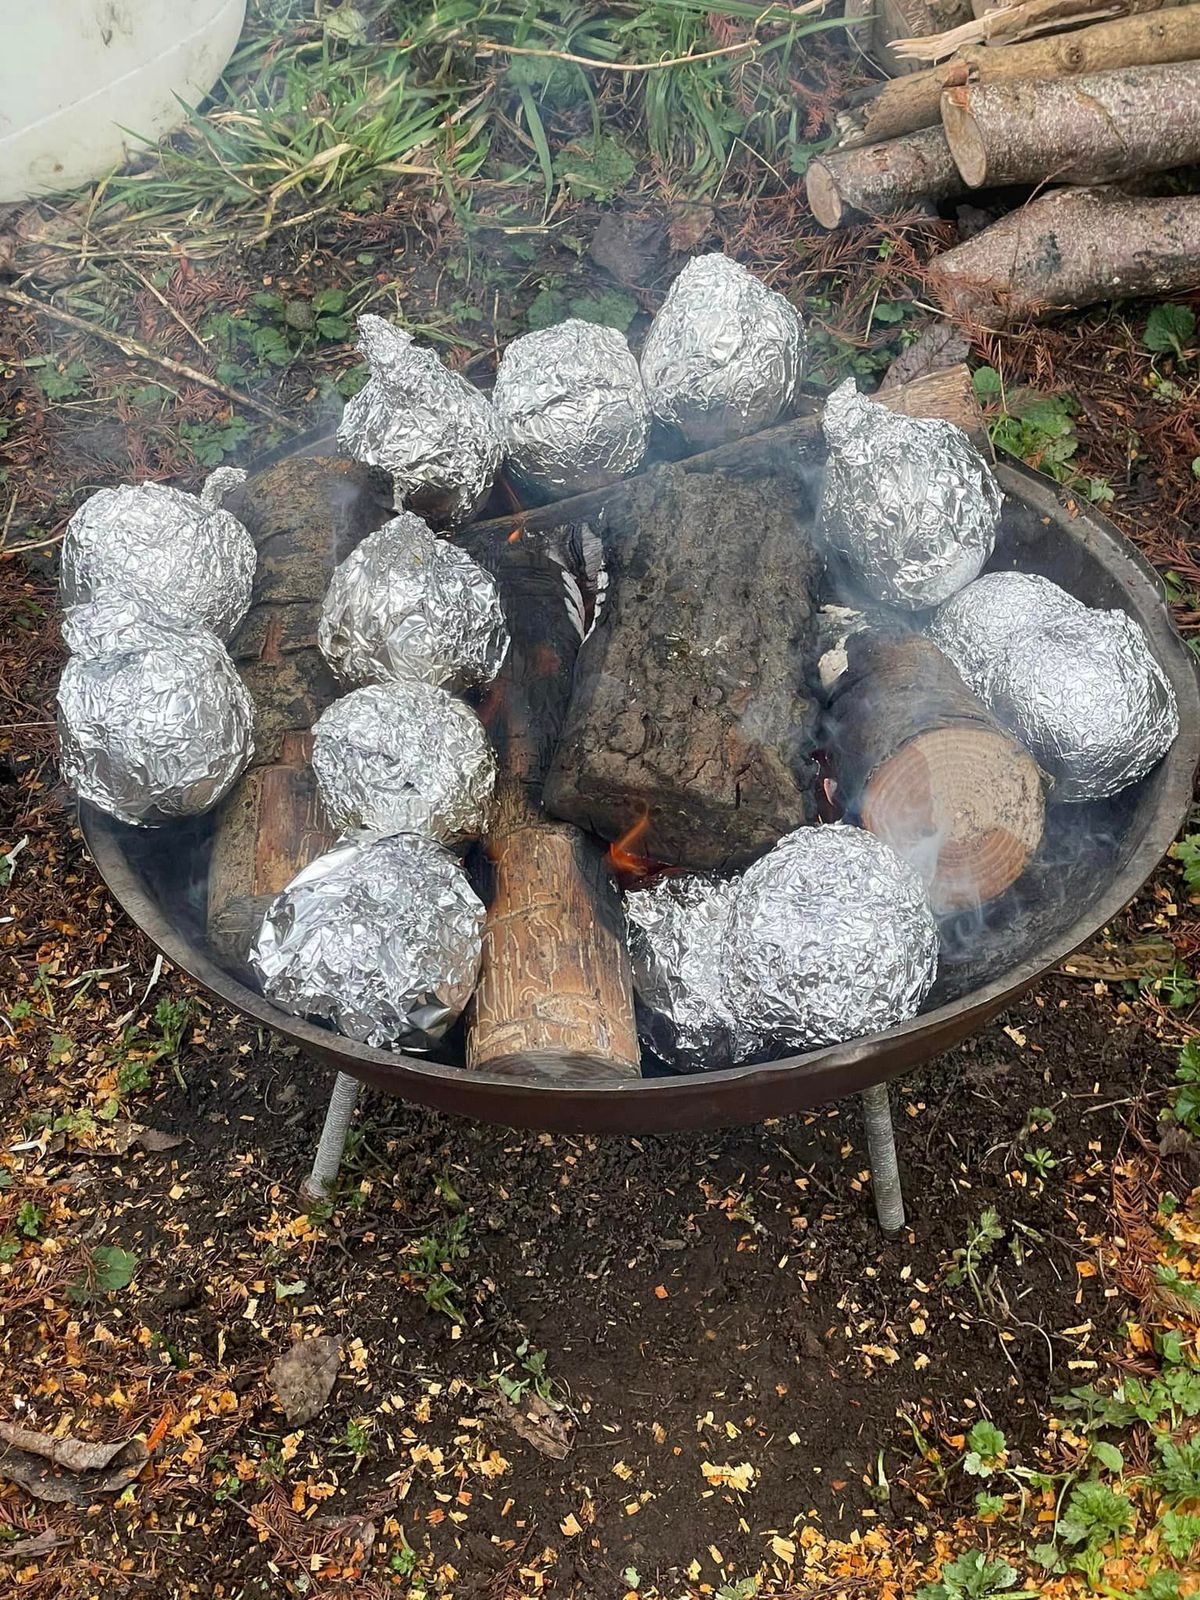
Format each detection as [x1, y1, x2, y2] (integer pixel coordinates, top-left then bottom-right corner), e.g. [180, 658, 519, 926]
[810, 0, 1200, 325]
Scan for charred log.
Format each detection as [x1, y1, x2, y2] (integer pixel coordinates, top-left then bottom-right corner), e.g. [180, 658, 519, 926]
[544, 466, 824, 870]
[206, 457, 391, 972]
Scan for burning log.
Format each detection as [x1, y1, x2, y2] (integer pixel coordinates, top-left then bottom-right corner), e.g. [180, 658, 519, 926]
[806, 127, 965, 229]
[854, 5, 1200, 142]
[206, 457, 392, 971]
[543, 466, 823, 870]
[464, 540, 640, 1080]
[826, 631, 1045, 913]
[940, 61, 1200, 188]
[929, 186, 1200, 326]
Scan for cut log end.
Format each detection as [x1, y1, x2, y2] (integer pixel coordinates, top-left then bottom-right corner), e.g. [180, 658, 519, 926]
[940, 93, 988, 186]
[861, 725, 1044, 913]
[806, 159, 845, 229]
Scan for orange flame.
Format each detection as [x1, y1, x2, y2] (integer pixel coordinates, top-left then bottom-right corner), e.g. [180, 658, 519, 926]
[606, 809, 654, 879]
[507, 526, 522, 544]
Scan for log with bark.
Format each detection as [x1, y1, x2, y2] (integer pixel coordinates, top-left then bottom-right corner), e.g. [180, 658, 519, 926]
[542, 465, 824, 871]
[929, 186, 1200, 326]
[941, 60, 1200, 187]
[826, 632, 1045, 912]
[462, 539, 641, 1081]
[854, 3, 1200, 141]
[807, 126, 964, 229]
[207, 457, 392, 972]
[892, 0, 1163, 63]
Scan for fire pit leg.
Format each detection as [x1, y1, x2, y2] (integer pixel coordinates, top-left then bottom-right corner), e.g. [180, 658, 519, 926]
[301, 1072, 361, 1204]
[860, 1082, 905, 1237]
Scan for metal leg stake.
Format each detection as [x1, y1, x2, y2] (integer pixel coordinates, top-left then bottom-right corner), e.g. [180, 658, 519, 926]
[302, 1072, 361, 1204]
[860, 1081, 905, 1236]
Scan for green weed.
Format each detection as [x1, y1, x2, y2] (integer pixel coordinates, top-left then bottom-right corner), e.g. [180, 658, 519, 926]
[916, 1551, 1033, 1600]
[945, 1208, 1004, 1307]
[405, 1212, 470, 1322]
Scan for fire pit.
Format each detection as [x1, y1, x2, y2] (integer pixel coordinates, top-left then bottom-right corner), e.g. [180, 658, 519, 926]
[80, 439, 1200, 1142]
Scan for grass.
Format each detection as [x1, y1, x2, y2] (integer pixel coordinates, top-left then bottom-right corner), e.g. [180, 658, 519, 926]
[77, 0, 856, 252]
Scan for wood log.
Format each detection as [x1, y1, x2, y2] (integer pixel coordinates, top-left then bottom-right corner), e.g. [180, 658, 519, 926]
[826, 632, 1045, 912]
[941, 60, 1200, 186]
[892, 0, 1164, 64]
[856, 3, 1200, 140]
[929, 186, 1200, 326]
[206, 458, 392, 972]
[464, 541, 640, 1079]
[807, 127, 964, 229]
[543, 466, 824, 871]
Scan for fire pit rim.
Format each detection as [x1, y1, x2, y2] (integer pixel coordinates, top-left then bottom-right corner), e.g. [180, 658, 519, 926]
[79, 461, 1200, 1134]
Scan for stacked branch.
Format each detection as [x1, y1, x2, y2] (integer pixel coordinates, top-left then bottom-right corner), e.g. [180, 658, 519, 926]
[809, 3, 1200, 322]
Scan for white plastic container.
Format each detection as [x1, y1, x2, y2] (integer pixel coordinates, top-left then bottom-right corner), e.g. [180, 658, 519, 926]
[0, 0, 247, 202]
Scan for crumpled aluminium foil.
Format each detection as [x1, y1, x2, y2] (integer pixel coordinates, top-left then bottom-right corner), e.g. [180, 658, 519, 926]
[929, 570, 1084, 697]
[60, 476, 257, 641]
[337, 315, 503, 526]
[492, 319, 650, 497]
[625, 874, 760, 1071]
[312, 679, 496, 844]
[639, 253, 807, 449]
[818, 378, 1003, 610]
[986, 608, 1179, 801]
[199, 466, 248, 509]
[250, 833, 485, 1049]
[60, 591, 177, 659]
[318, 512, 509, 690]
[723, 824, 939, 1051]
[57, 612, 255, 826]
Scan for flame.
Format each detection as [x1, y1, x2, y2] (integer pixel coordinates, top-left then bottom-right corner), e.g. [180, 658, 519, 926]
[507, 526, 522, 544]
[606, 809, 654, 878]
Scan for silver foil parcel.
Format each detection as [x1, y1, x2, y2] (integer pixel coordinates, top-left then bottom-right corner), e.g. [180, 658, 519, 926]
[60, 475, 257, 640]
[57, 612, 255, 826]
[986, 608, 1178, 801]
[492, 318, 650, 497]
[312, 679, 496, 844]
[250, 833, 485, 1049]
[639, 252, 807, 449]
[818, 378, 1002, 610]
[318, 512, 509, 690]
[337, 314, 504, 526]
[724, 823, 939, 1051]
[625, 874, 760, 1071]
[928, 570, 1085, 697]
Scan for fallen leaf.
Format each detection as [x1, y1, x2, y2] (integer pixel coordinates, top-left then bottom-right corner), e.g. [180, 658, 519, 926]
[0, 1422, 147, 1505]
[0, 1529, 72, 1561]
[269, 1336, 341, 1425]
[880, 322, 970, 391]
[488, 1393, 573, 1461]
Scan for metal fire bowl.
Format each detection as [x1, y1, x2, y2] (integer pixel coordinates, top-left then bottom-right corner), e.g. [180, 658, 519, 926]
[81, 461, 1200, 1134]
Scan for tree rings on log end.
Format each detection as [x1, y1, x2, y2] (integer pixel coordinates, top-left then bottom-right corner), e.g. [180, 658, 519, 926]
[940, 91, 989, 188]
[806, 159, 845, 229]
[861, 725, 1045, 913]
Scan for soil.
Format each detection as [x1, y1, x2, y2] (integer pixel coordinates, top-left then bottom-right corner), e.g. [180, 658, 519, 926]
[3, 560, 1189, 1593]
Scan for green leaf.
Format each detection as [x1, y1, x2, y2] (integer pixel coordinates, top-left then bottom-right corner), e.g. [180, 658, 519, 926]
[569, 288, 639, 333]
[1091, 1440, 1124, 1473]
[1058, 1480, 1134, 1548]
[1144, 303, 1196, 357]
[972, 366, 1002, 399]
[1158, 1507, 1200, 1560]
[975, 1491, 1007, 1518]
[312, 288, 347, 314]
[623, 1568, 641, 1589]
[1191, 456, 1200, 479]
[323, 5, 369, 45]
[872, 300, 909, 325]
[525, 286, 569, 332]
[966, 1420, 1006, 1463]
[92, 1246, 138, 1291]
[554, 133, 635, 202]
[316, 315, 351, 341]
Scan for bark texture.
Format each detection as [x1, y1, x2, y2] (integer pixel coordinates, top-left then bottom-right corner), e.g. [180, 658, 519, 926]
[207, 458, 392, 972]
[942, 60, 1200, 187]
[929, 186, 1200, 326]
[544, 466, 824, 871]
[807, 126, 964, 228]
[826, 633, 1044, 913]
[857, 3, 1200, 140]
[465, 542, 640, 1078]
